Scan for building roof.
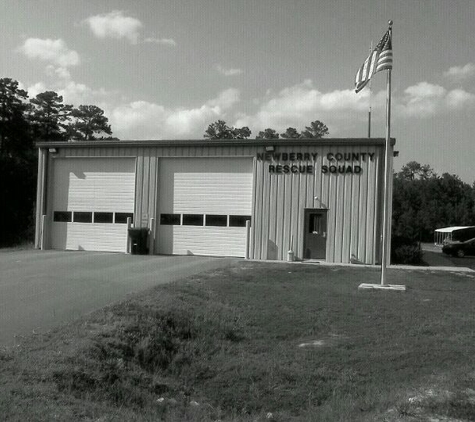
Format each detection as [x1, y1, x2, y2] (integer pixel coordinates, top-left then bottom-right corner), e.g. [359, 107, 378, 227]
[36, 137, 396, 149]
[435, 226, 475, 233]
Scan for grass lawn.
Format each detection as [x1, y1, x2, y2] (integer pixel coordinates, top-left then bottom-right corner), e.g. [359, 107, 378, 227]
[2, 261, 475, 421]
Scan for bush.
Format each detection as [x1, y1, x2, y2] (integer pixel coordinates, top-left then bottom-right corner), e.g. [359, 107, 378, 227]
[391, 236, 423, 265]
[0, 155, 37, 247]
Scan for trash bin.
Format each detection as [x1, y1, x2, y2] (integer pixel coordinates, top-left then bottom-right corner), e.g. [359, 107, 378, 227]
[128, 227, 149, 255]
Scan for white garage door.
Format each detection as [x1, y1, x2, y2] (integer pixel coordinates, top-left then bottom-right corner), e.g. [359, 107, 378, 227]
[157, 157, 253, 257]
[50, 158, 136, 252]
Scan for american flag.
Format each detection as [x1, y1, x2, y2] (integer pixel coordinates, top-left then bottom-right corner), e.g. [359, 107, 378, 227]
[355, 29, 392, 93]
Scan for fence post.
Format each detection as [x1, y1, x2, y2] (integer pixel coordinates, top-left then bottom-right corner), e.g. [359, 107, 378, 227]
[40, 215, 46, 250]
[149, 217, 155, 255]
[126, 217, 132, 254]
[245, 219, 251, 259]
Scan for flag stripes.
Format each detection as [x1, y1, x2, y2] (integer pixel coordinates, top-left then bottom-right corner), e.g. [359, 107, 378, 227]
[355, 29, 392, 93]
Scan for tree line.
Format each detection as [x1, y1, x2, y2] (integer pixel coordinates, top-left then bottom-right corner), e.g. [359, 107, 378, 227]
[0, 78, 114, 246]
[1, 78, 113, 151]
[391, 161, 475, 263]
[203, 119, 329, 139]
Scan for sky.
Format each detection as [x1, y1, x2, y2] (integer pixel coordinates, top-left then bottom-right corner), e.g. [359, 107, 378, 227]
[1, 0, 475, 184]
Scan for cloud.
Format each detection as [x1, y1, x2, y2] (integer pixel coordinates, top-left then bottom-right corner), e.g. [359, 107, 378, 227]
[144, 37, 177, 46]
[165, 106, 219, 136]
[216, 64, 244, 76]
[57, 81, 98, 105]
[107, 78, 475, 140]
[26, 82, 48, 99]
[84, 11, 176, 46]
[83, 10, 143, 44]
[18, 38, 80, 67]
[18, 71, 239, 139]
[57, 81, 120, 109]
[396, 81, 475, 117]
[22, 70, 475, 142]
[235, 79, 371, 134]
[443, 63, 475, 82]
[110, 88, 240, 139]
[445, 88, 475, 108]
[207, 88, 240, 110]
[397, 82, 446, 117]
[235, 78, 475, 133]
[20, 76, 122, 115]
[111, 101, 165, 137]
[46, 65, 71, 80]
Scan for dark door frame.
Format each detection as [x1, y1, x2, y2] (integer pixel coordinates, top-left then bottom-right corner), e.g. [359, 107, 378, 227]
[302, 208, 328, 260]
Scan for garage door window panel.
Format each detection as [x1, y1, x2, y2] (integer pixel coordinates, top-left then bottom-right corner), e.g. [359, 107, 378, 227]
[229, 215, 251, 227]
[115, 212, 134, 224]
[73, 212, 92, 223]
[160, 214, 181, 225]
[183, 214, 204, 226]
[94, 212, 113, 223]
[205, 215, 227, 227]
[54, 211, 72, 222]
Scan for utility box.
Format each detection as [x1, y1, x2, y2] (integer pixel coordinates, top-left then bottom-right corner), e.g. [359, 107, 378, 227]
[128, 227, 149, 255]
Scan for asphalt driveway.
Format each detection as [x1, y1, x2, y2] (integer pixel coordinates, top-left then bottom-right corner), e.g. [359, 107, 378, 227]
[0, 249, 234, 348]
[421, 243, 475, 270]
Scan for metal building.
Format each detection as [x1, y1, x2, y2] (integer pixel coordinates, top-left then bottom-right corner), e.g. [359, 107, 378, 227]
[35, 138, 395, 264]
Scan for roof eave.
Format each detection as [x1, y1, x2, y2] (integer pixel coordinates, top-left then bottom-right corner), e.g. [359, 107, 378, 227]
[36, 137, 396, 149]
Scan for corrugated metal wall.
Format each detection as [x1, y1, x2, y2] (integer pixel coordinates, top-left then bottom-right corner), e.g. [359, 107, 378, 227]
[38, 140, 390, 263]
[251, 145, 385, 264]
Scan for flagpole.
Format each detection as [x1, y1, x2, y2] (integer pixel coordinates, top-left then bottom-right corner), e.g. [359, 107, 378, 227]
[358, 20, 405, 291]
[368, 84, 372, 138]
[368, 41, 373, 138]
[380, 20, 393, 286]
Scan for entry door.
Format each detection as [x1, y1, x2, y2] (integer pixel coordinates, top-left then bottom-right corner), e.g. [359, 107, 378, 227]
[303, 209, 328, 259]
